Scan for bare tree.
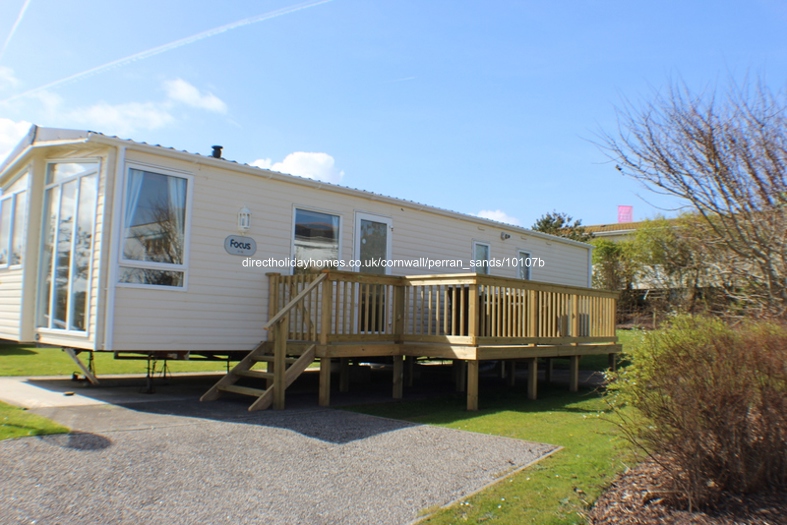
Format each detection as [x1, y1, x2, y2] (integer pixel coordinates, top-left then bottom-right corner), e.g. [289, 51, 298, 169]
[600, 79, 787, 317]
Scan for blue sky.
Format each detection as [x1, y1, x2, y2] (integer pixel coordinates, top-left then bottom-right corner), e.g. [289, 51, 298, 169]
[1, 0, 786, 227]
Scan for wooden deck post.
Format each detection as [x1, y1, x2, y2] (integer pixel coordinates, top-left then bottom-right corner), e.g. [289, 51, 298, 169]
[266, 360, 275, 390]
[467, 360, 479, 411]
[266, 273, 281, 391]
[339, 358, 350, 392]
[608, 353, 617, 372]
[393, 355, 404, 399]
[468, 282, 479, 343]
[393, 282, 405, 341]
[455, 360, 467, 392]
[527, 357, 538, 400]
[507, 361, 516, 387]
[569, 355, 580, 393]
[318, 275, 333, 406]
[405, 355, 415, 387]
[320, 274, 333, 343]
[267, 273, 280, 318]
[273, 314, 288, 409]
[319, 357, 331, 406]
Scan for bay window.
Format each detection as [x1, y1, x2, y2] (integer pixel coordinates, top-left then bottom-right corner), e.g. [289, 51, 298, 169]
[0, 173, 28, 268]
[38, 163, 98, 332]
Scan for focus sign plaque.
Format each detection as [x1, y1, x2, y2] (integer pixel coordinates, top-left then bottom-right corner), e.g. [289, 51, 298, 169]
[224, 235, 257, 256]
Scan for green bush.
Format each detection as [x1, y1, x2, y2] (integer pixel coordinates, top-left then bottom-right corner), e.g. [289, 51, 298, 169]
[607, 316, 787, 510]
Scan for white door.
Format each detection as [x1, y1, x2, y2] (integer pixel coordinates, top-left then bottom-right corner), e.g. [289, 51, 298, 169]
[354, 213, 392, 333]
[354, 212, 392, 275]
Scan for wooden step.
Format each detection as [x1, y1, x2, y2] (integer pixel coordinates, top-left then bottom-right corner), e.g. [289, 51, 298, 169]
[252, 355, 299, 364]
[218, 384, 267, 397]
[234, 369, 274, 380]
[249, 344, 317, 411]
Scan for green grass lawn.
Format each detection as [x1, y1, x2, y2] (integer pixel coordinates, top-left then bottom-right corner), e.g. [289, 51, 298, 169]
[350, 385, 636, 525]
[0, 401, 69, 441]
[0, 342, 236, 377]
[346, 330, 643, 525]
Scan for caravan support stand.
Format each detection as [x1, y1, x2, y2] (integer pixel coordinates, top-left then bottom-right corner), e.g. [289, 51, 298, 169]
[63, 348, 100, 385]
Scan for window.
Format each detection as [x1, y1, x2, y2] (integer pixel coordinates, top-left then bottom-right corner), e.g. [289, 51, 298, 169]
[0, 173, 28, 268]
[37, 163, 98, 332]
[518, 250, 532, 280]
[293, 208, 340, 272]
[119, 167, 190, 287]
[473, 242, 490, 275]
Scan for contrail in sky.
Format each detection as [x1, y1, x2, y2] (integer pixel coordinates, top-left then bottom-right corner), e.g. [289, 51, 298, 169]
[1, 0, 332, 103]
[0, 0, 32, 62]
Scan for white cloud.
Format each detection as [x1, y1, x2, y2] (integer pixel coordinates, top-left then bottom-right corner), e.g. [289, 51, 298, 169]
[477, 209, 521, 226]
[164, 78, 227, 113]
[0, 118, 32, 164]
[0, 66, 19, 91]
[2, 79, 226, 139]
[67, 101, 174, 136]
[252, 152, 345, 183]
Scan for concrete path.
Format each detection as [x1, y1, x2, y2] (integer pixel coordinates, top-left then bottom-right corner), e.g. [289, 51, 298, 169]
[0, 374, 557, 525]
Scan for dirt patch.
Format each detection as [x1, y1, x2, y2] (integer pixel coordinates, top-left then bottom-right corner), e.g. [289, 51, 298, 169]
[589, 461, 787, 525]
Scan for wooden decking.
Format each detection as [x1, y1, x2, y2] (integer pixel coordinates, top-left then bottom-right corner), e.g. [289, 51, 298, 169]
[203, 270, 620, 411]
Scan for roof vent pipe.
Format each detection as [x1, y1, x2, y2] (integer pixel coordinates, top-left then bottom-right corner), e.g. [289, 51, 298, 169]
[211, 145, 223, 159]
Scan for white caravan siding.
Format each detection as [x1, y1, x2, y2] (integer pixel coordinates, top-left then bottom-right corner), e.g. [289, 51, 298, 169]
[0, 162, 29, 340]
[110, 149, 591, 352]
[0, 269, 23, 339]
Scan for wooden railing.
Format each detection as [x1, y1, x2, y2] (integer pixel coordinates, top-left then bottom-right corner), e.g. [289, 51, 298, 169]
[267, 271, 618, 347]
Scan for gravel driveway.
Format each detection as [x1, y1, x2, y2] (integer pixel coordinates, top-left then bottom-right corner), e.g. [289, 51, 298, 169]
[0, 376, 557, 525]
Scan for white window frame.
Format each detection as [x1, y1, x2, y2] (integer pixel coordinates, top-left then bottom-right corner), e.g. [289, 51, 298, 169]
[37, 160, 100, 335]
[291, 205, 342, 275]
[472, 241, 491, 275]
[0, 170, 29, 270]
[518, 250, 532, 280]
[117, 163, 193, 291]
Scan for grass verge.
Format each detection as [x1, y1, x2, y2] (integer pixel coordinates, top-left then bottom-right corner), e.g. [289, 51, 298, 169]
[0, 401, 69, 441]
[0, 342, 233, 377]
[349, 384, 636, 525]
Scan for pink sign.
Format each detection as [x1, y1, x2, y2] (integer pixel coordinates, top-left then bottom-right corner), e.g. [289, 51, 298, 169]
[618, 205, 633, 223]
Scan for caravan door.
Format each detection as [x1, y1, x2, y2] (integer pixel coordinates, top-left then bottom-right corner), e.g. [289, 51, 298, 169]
[354, 213, 392, 333]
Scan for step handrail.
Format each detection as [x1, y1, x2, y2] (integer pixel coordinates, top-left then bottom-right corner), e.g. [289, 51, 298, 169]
[264, 272, 327, 330]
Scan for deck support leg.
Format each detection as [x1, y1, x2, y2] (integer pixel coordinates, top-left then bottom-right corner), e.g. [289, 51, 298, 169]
[608, 353, 617, 372]
[266, 360, 274, 390]
[393, 355, 404, 399]
[273, 318, 287, 410]
[507, 361, 516, 387]
[499, 360, 506, 379]
[319, 357, 331, 407]
[527, 358, 538, 400]
[467, 360, 479, 411]
[405, 355, 415, 387]
[339, 358, 350, 393]
[545, 358, 553, 384]
[455, 360, 467, 392]
[569, 355, 580, 393]
[63, 348, 100, 385]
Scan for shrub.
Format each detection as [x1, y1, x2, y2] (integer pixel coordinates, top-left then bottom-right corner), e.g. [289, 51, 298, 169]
[607, 316, 787, 510]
